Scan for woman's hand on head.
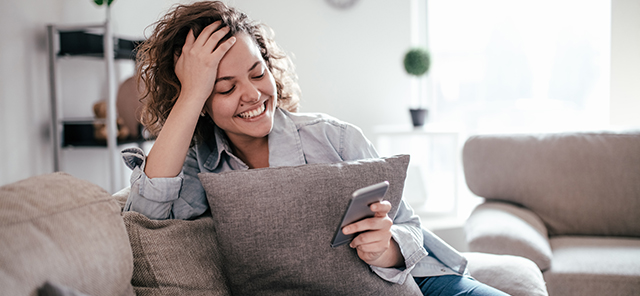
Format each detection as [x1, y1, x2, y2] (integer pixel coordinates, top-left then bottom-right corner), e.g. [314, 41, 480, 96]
[341, 201, 405, 268]
[175, 21, 237, 103]
[143, 22, 236, 179]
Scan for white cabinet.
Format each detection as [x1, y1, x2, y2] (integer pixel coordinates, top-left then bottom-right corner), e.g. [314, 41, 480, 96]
[374, 125, 460, 217]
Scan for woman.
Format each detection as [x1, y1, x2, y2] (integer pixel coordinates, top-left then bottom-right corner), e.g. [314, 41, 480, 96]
[123, 1, 507, 295]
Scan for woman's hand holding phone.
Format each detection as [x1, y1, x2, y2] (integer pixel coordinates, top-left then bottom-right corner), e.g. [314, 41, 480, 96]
[342, 201, 404, 268]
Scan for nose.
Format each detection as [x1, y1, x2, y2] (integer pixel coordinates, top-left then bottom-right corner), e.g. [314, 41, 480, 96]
[239, 81, 261, 106]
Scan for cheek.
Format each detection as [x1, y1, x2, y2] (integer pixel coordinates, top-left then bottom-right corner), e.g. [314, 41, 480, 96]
[203, 96, 215, 117]
[263, 72, 278, 97]
[205, 96, 233, 119]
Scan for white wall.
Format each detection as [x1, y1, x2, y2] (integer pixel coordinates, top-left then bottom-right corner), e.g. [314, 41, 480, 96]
[227, 0, 413, 135]
[2, 0, 638, 191]
[0, 0, 63, 188]
[611, 0, 640, 126]
[0, 0, 414, 189]
[0, 0, 186, 190]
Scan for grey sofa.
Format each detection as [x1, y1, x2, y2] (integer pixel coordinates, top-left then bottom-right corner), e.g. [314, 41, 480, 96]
[1, 169, 547, 295]
[462, 130, 640, 296]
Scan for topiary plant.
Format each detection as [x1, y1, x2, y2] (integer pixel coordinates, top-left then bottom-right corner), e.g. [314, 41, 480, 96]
[403, 47, 431, 77]
[403, 47, 431, 126]
[93, 0, 114, 6]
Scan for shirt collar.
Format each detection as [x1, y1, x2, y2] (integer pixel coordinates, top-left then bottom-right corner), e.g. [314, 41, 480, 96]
[268, 108, 306, 167]
[202, 107, 306, 170]
[202, 124, 235, 170]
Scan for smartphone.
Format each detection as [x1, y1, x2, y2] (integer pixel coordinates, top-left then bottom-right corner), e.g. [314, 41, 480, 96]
[330, 181, 390, 248]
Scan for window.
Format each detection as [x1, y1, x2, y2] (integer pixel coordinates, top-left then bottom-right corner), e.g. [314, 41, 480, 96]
[426, 0, 611, 134]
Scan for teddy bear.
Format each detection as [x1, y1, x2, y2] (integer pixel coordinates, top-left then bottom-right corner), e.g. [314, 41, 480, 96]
[92, 100, 130, 141]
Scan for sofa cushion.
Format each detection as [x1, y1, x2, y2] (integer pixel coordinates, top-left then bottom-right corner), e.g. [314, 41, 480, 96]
[544, 236, 640, 296]
[464, 252, 548, 296]
[462, 131, 640, 236]
[0, 172, 134, 296]
[123, 211, 230, 296]
[199, 154, 422, 295]
[465, 202, 553, 271]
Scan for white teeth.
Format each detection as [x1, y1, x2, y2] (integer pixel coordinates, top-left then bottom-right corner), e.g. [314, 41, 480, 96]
[238, 103, 266, 119]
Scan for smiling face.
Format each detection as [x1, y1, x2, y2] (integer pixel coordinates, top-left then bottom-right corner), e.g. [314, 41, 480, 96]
[204, 33, 278, 146]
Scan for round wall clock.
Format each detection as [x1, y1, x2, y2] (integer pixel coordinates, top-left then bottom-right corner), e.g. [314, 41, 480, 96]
[325, 0, 359, 9]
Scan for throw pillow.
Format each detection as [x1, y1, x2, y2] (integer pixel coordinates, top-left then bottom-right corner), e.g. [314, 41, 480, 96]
[38, 281, 90, 296]
[0, 172, 134, 296]
[123, 211, 231, 296]
[464, 252, 548, 296]
[199, 154, 422, 295]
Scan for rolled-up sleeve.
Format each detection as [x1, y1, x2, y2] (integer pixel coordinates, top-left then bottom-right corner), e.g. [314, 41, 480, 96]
[121, 147, 208, 220]
[369, 199, 429, 284]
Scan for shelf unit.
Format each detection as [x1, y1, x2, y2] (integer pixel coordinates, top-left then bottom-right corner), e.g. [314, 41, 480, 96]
[47, 20, 143, 192]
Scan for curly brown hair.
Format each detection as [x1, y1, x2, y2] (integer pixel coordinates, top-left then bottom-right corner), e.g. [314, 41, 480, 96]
[135, 1, 300, 143]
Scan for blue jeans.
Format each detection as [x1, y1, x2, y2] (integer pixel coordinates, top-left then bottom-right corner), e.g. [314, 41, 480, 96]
[413, 275, 510, 296]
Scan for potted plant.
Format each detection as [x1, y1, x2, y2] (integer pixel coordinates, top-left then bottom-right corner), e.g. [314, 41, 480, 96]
[403, 47, 431, 127]
[93, 0, 114, 6]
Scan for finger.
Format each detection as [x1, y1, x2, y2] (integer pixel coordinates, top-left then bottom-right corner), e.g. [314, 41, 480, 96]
[342, 215, 393, 235]
[370, 200, 392, 217]
[210, 36, 236, 60]
[354, 240, 388, 253]
[183, 28, 196, 48]
[203, 26, 231, 53]
[177, 29, 196, 64]
[193, 21, 223, 47]
[350, 230, 387, 247]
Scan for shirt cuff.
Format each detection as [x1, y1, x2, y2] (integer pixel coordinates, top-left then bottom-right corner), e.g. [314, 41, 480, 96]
[122, 147, 184, 203]
[369, 224, 429, 284]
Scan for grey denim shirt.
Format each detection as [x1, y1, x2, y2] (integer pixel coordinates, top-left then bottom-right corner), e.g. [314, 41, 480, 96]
[121, 108, 468, 284]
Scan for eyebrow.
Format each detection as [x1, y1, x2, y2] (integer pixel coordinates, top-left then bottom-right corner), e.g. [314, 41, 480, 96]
[215, 61, 262, 83]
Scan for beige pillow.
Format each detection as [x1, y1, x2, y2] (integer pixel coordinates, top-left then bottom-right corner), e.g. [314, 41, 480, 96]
[0, 172, 134, 296]
[199, 155, 422, 295]
[465, 252, 548, 296]
[123, 212, 231, 296]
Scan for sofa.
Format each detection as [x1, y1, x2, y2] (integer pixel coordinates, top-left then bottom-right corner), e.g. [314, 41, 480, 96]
[1, 155, 547, 296]
[462, 130, 640, 296]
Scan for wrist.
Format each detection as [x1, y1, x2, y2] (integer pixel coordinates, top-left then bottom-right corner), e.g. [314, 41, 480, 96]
[368, 238, 405, 268]
[177, 87, 211, 106]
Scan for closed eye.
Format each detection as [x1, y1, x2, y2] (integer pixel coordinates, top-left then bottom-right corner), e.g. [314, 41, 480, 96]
[218, 86, 235, 95]
[252, 70, 265, 80]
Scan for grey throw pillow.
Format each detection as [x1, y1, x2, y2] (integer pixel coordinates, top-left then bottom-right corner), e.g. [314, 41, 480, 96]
[199, 154, 422, 295]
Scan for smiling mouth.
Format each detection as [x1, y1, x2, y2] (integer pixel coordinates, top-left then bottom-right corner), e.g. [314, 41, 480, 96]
[237, 101, 267, 119]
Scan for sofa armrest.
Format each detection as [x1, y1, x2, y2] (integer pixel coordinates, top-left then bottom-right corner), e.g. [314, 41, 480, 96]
[112, 187, 131, 211]
[465, 201, 552, 271]
[464, 252, 548, 296]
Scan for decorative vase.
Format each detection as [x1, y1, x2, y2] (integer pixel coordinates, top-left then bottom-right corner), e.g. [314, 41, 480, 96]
[409, 108, 428, 127]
